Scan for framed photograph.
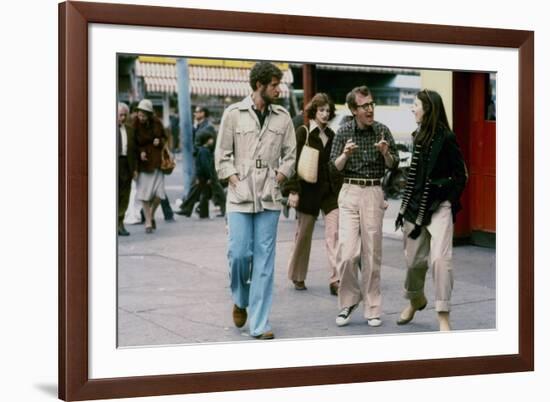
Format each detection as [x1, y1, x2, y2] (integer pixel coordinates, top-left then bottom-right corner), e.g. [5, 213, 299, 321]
[59, 1, 533, 400]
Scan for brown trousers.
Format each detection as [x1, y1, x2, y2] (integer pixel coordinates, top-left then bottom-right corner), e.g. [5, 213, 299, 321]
[402, 201, 454, 312]
[287, 209, 339, 284]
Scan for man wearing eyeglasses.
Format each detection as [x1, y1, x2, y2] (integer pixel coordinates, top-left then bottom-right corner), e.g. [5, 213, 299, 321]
[330, 85, 399, 328]
[192, 106, 216, 154]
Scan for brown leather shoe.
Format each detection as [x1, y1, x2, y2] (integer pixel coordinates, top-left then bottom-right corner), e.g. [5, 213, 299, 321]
[293, 280, 307, 290]
[329, 281, 339, 296]
[253, 331, 274, 340]
[232, 305, 247, 328]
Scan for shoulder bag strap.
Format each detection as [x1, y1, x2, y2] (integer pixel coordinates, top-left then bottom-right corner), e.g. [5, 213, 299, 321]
[301, 124, 310, 146]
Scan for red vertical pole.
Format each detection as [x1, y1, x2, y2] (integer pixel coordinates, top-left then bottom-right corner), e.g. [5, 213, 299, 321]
[453, 72, 496, 242]
[302, 64, 316, 125]
[453, 72, 472, 239]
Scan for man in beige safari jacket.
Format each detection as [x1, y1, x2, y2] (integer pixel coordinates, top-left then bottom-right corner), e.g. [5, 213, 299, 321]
[215, 62, 296, 340]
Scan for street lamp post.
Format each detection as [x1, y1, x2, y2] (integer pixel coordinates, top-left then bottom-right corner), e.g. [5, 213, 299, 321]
[176, 58, 195, 198]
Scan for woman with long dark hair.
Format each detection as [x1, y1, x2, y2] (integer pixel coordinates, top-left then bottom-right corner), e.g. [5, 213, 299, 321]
[134, 99, 168, 234]
[395, 89, 467, 331]
[284, 93, 342, 295]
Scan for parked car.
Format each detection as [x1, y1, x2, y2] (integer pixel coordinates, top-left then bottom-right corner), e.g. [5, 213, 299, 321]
[383, 150, 411, 199]
[329, 107, 353, 132]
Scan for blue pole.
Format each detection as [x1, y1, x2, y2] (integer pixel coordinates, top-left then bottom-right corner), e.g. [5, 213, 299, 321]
[176, 58, 195, 198]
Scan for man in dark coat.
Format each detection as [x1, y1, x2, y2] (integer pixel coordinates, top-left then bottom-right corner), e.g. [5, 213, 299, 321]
[191, 105, 226, 217]
[192, 106, 217, 153]
[117, 102, 137, 236]
[177, 133, 217, 218]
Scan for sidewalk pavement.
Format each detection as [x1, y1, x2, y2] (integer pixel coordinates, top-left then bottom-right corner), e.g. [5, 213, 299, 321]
[118, 162, 495, 346]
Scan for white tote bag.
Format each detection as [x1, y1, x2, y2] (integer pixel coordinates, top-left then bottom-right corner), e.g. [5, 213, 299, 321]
[297, 125, 319, 184]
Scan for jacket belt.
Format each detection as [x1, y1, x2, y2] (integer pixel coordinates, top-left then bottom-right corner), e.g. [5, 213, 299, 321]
[343, 177, 382, 186]
[242, 159, 270, 169]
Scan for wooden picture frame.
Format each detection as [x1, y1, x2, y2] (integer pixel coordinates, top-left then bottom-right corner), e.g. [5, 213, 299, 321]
[59, 1, 534, 400]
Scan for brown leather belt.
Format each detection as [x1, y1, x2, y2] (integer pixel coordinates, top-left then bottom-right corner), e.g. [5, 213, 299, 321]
[343, 177, 382, 186]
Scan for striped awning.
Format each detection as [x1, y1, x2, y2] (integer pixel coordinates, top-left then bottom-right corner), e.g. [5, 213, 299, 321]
[136, 58, 293, 98]
[290, 63, 419, 75]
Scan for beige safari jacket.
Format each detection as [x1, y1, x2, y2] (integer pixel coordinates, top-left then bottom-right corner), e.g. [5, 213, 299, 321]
[215, 95, 296, 213]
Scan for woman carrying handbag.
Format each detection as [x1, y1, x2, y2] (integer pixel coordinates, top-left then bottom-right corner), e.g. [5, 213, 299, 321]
[284, 93, 342, 296]
[134, 99, 169, 234]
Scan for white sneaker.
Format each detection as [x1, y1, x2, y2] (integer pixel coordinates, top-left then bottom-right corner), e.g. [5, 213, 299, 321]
[336, 304, 358, 327]
[367, 317, 382, 327]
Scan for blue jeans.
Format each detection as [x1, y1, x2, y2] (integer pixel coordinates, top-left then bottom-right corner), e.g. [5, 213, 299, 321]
[227, 210, 280, 336]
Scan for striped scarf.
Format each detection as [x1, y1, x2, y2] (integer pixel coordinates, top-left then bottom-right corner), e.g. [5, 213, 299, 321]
[399, 138, 434, 227]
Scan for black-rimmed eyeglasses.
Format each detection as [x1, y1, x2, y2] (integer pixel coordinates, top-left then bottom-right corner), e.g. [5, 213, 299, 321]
[356, 102, 376, 110]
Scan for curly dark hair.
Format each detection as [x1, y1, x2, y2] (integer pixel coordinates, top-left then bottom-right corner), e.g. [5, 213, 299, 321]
[249, 62, 283, 91]
[305, 93, 336, 121]
[346, 85, 373, 110]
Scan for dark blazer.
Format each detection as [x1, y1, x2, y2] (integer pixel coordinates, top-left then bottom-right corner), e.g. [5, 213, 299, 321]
[134, 116, 166, 173]
[283, 124, 340, 216]
[195, 146, 215, 181]
[118, 123, 137, 182]
[424, 126, 468, 222]
[193, 120, 217, 148]
[123, 124, 137, 172]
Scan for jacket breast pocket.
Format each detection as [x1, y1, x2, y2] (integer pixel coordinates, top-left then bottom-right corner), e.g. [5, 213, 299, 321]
[268, 126, 284, 135]
[266, 127, 285, 156]
[234, 128, 256, 155]
[236, 122, 257, 138]
[268, 127, 285, 143]
[236, 127, 256, 138]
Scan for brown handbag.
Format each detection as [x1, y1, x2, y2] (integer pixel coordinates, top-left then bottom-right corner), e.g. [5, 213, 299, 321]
[160, 146, 176, 175]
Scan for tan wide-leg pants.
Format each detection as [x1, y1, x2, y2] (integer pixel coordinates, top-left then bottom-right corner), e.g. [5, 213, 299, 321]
[402, 201, 454, 312]
[336, 184, 385, 319]
[287, 209, 339, 284]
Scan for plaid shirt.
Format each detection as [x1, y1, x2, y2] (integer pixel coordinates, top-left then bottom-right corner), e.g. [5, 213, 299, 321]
[330, 118, 398, 179]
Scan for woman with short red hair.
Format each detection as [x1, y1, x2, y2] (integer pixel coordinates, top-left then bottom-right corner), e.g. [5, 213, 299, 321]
[284, 93, 342, 296]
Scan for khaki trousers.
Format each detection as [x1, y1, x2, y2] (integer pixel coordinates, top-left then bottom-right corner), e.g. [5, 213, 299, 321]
[336, 184, 385, 319]
[402, 201, 454, 312]
[287, 209, 339, 284]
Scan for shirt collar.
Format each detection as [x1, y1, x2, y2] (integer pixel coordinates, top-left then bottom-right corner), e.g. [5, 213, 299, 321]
[353, 118, 376, 134]
[238, 94, 281, 115]
[309, 119, 319, 132]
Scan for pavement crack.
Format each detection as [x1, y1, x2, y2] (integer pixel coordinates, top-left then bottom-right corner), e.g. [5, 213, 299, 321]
[118, 307, 188, 341]
[119, 306, 227, 335]
[119, 253, 225, 276]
